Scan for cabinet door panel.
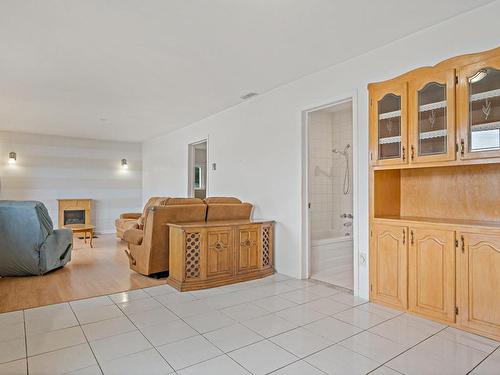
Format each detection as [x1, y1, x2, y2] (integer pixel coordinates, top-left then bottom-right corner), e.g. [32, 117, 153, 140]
[206, 228, 233, 278]
[237, 226, 260, 273]
[458, 232, 500, 338]
[409, 69, 456, 164]
[370, 224, 408, 310]
[409, 228, 455, 322]
[370, 82, 408, 166]
[458, 56, 500, 160]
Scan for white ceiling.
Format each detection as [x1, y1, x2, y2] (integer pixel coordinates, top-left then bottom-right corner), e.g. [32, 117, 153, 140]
[0, 0, 493, 142]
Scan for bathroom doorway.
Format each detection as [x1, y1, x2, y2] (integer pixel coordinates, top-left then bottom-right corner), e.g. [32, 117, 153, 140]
[188, 140, 208, 199]
[307, 100, 354, 291]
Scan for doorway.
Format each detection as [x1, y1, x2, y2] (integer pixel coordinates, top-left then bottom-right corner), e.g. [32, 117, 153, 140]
[188, 140, 208, 199]
[307, 100, 355, 291]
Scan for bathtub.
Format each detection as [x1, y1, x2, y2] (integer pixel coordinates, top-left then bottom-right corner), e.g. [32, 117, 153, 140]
[310, 230, 353, 290]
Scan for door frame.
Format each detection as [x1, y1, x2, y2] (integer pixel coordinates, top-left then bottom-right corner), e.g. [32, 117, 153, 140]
[301, 91, 360, 296]
[187, 139, 209, 198]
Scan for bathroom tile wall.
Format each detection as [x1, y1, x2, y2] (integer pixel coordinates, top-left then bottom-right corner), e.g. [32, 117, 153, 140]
[309, 107, 353, 239]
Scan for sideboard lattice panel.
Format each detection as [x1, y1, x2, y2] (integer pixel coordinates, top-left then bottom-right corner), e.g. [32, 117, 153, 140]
[262, 227, 271, 267]
[185, 232, 201, 279]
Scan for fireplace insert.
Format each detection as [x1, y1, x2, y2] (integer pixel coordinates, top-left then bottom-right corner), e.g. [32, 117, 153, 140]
[64, 209, 85, 225]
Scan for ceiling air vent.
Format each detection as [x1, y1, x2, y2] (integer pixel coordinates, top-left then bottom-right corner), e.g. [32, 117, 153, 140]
[240, 92, 258, 100]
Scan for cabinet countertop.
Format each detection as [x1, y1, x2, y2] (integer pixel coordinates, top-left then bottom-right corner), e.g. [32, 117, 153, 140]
[165, 219, 275, 229]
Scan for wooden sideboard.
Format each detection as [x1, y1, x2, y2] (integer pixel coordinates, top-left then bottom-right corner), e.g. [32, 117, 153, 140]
[166, 220, 274, 291]
[368, 47, 500, 340]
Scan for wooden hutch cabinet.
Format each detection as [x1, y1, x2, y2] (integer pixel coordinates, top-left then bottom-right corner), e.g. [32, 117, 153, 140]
[167, 220, 274, 291]
[369, 47, 500, 341]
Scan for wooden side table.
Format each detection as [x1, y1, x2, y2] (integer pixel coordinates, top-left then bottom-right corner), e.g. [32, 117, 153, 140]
[64, 224, 95, 248]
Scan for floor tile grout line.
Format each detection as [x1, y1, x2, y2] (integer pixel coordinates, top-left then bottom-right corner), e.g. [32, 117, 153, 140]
[114, 293, 187, 373]
[376, 325, 450, 374]
[68, 302, 104, 375]
[466, 343, 500, 374]
[22, 310, 28, 375]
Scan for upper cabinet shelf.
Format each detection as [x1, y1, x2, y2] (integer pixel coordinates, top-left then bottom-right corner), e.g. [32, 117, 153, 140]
[379, 110, 401, 120]
[419, 100, 447, 112]
[369, 47, 500, 168]
[470, 88, 500, 102]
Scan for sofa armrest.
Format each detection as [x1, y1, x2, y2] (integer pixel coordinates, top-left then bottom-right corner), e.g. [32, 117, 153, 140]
[123, 228, 144, 246]
[39, 229, 73, 274]
[120, 212, 141, 219]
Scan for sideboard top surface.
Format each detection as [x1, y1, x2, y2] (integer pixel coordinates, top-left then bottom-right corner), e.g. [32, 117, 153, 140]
[166, 219, 275, 229]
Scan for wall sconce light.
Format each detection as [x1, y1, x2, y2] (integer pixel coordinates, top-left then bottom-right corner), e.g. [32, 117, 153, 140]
[121, 158, 128, 169]
[8, 152, 17, 164]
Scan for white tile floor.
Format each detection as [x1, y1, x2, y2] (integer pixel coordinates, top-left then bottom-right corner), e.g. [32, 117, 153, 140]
[0, 274, 499, 375]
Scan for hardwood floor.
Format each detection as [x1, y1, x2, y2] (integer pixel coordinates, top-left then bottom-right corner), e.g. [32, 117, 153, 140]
[0, 234, 167, 313]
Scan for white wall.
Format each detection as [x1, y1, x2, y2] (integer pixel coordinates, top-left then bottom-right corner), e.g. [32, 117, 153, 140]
[143, 2, 500, 298]
[0, 131, 142, 232]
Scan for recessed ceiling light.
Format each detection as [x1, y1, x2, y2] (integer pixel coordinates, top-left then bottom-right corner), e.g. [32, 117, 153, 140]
[240, 92, 258, 100]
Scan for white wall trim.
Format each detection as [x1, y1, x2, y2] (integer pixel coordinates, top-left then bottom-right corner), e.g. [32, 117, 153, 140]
[301, 91, 361, 296]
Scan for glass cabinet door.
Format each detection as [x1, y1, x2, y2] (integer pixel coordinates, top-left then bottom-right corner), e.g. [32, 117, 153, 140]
[409, 70, 455, 163]
[370, 82, 407, 165]
[458, 57, 500, 160]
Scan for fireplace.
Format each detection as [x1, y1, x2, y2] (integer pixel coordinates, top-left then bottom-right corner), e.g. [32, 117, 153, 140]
[58, 199, 92, 228]
[64, 210, 85, 225]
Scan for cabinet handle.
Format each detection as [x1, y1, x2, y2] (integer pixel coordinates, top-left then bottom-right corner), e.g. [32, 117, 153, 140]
[403, 229, 406, 244]
[241, 239, 252, 247]
[215, 242, 223, 250]
[460, 139, 465, 156]
[411, 145, 415, 161]
[410, 230, 414, 245]
[402, 146, 406, 161]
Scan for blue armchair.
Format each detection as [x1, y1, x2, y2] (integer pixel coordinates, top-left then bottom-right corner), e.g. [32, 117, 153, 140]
[0, 201, 73, 276]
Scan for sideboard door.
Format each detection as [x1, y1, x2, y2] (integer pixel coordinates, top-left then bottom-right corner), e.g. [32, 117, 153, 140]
[206, 227, 233, 278]
[458, 231, 500, 339]
[237, 225, 260, 274]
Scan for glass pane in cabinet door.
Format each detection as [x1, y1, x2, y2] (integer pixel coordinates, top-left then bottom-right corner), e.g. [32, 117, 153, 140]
[469, 68, 500, 152]
[378, 94, 401, 159]
[418, 82, 447, 156]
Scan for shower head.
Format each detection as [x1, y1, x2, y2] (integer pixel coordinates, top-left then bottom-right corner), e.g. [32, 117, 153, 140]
[333, 144, 351, 156]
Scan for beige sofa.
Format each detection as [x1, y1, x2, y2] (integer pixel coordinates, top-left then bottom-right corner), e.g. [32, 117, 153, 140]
[120, 196, 253, 277]
[122, 198, 207, 276]
[115, 197, 169, 239]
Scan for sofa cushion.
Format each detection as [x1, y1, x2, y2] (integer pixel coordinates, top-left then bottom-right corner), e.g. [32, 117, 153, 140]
[204, 197, 242, 204]
[123, 228, 144, 245]
[206, 202, 253, 221]
[166, 198, 204, 205]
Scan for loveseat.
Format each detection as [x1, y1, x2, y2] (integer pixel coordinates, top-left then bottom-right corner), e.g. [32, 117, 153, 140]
[0, 201, 73, 276]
